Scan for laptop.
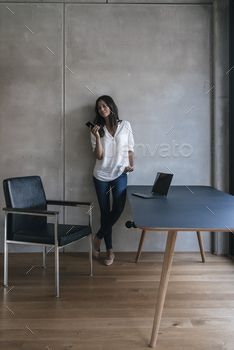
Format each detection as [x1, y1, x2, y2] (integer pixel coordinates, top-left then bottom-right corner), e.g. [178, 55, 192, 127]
[132, 172, 173, 199]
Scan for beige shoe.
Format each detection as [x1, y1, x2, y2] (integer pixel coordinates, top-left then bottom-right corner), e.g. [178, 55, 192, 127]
[104, 254, 115, 266]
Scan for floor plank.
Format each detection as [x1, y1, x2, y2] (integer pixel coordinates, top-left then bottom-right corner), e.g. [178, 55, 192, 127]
[0, 252, 234, 349]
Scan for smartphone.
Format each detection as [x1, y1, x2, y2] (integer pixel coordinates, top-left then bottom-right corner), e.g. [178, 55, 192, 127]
[85, 121, 95, 129]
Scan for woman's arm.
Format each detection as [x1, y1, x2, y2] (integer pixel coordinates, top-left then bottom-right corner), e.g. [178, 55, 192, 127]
[91, 126, 103, 160]
[94, 137, 103, 160]
[124, 151, 135, 173]
[129, 150, 134, 169]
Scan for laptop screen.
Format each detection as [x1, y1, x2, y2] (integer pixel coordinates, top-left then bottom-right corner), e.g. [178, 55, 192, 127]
[152, 172, 173, 196]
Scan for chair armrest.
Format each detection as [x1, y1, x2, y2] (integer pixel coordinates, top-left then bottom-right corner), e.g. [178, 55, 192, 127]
[3, 207, 59, 217]
[47, 200, 93, 208]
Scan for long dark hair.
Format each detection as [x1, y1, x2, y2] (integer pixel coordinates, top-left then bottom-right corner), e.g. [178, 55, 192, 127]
[93, 95, 122, 137]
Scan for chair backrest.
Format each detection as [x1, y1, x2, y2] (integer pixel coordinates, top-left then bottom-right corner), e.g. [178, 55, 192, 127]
[3, 176, 47, 240]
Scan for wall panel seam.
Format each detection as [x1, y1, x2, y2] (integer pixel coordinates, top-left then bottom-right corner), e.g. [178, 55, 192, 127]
[63, 2, 65, 223]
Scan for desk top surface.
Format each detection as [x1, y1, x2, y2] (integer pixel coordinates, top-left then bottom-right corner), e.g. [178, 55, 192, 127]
[127, 185, 234, 231]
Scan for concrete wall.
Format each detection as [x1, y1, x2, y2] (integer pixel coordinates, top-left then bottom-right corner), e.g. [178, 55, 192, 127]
[0, 0, 229, 253]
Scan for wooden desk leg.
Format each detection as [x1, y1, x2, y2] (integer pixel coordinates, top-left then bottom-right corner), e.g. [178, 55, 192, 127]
[149, 230, 178, 348]
[135, 230, 147, 263]
[196, 231, 205, 263]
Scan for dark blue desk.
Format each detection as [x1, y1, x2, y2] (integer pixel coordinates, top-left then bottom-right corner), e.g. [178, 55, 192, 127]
[127, 185, 234, 348]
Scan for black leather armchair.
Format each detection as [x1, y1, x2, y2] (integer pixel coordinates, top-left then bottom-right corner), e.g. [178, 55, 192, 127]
[3, 176, 93, 297]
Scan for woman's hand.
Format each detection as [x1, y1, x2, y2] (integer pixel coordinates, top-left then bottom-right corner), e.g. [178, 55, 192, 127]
[124, 166, 134, 174]
[124, 151, 135, 174]
[90, 125, 100, 139]
[91, 125, 103, 160]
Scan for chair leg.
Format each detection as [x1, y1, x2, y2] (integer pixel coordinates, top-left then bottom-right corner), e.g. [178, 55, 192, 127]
[4, 241, 8, 287]
[55, 246, 59, 297]
[89, 234, 93, 276]
[43, 247, 46, 269]
[53, 214, 59, 297]
[196, 231, 205, 263]
[4, 213, 8, 287]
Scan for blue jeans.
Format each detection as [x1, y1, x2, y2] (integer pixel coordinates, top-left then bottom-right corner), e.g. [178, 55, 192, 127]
[93, 173, 127, 250]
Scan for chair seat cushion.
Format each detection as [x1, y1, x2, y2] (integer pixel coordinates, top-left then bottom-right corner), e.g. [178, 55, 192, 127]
[13, 223, 91, 246]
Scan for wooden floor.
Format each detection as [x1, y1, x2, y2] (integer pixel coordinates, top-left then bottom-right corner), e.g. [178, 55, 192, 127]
[0, 252, 234, 350]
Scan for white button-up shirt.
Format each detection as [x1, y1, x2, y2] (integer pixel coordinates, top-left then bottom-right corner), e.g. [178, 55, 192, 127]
[91, 120, 134, 182]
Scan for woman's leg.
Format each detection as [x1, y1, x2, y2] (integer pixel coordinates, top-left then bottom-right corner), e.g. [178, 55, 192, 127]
[96, 173, 127, 249]
[111, 173, 128, 220]
[105, 173, 127, 261]
[93, 176, 112, 251]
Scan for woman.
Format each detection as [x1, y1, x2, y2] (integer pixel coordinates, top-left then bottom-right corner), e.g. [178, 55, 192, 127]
[90, 95, 134, 265]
